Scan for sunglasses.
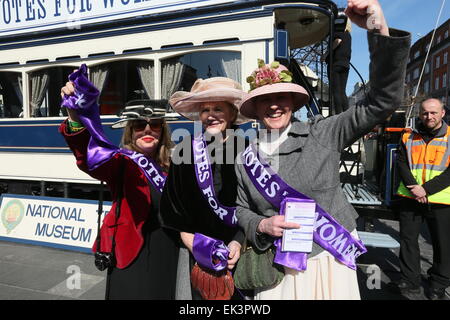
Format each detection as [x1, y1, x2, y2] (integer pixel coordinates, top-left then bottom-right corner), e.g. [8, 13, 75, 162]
[131, 119, 163, 132]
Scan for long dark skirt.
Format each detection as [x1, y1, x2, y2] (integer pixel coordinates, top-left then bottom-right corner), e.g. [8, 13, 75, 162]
[105, 222, 179, 300]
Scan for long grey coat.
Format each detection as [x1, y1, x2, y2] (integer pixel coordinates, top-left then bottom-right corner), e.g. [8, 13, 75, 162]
[235, 29, 411, 258]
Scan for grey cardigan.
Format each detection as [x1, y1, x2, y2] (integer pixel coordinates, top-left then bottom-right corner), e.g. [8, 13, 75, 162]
[235, 29, 411, 258]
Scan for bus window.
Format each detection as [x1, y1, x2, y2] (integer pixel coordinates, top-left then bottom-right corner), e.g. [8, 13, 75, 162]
[93, 60, 154, 115]
[160, 51, 241, 108]
[0, 72, 23, 118]
[29, 67, 74, 117]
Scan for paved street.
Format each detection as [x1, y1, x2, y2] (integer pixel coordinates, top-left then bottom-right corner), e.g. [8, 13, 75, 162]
[0, 217, 448, 300]
[356, 217, 449, 300]
[0, 241, 105, 300]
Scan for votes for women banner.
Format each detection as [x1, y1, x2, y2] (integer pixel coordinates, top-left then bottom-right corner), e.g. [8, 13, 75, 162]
[0, 0, 235, 37]
[0, 193, 111, 253]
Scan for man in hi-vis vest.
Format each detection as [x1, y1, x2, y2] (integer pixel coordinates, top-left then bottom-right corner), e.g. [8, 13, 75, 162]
[393, 98, 450, 300]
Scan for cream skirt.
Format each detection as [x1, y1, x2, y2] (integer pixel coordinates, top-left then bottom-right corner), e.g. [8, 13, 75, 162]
[254, 230, 361, 300]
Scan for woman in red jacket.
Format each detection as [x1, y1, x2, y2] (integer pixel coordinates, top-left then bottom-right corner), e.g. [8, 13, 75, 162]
[59, 65, 178, 300]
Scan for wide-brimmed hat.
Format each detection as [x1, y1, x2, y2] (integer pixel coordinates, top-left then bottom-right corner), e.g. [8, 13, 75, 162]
[240, 60, 309, 119]
[111, 99, 171, 129]
[169, 77, 249, 124]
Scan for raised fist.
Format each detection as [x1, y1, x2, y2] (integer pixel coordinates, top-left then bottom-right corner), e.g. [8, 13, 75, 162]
[345, 0, 389, 36]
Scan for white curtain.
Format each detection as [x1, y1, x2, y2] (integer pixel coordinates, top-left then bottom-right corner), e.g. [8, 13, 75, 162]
[13, 74, 23, 105]
[161, 59, 185, 99]
[137, 61, 155, 99]
[89, 64, 109, 95]
[15, 75, 23, 117]
[30, 70, 49, 117]
[220, 52, 241, 83]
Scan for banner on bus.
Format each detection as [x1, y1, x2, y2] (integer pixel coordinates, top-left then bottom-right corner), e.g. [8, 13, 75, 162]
[0, 0, 236, 37]
[0, 194, 111, 253]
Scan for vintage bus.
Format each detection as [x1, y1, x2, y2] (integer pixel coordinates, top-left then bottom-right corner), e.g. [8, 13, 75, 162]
[0, 0, 338, 200]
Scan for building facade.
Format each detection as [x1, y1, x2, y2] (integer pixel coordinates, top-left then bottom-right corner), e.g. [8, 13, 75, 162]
[405, 18, 450, 108]
[348, 81, 369, 109]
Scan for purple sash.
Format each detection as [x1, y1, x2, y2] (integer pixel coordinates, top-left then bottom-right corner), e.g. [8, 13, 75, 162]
[119, 149, 167, 193]
[192, 134, 238, 227]
[193, 233, 230, 271]
[61, 64, 166, 193]
[241, 143, 367, 271]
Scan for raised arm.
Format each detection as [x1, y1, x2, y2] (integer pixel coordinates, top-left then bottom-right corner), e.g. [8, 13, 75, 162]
[312, 0, 410, 151]
[59, 67, 121, 184]
[59, 120, 123, 185]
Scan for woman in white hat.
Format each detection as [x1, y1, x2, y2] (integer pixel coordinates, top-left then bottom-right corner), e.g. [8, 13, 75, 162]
[59, 66, 179, 299]
[160, 77, 248, 300]
[233, 0, 410, 300]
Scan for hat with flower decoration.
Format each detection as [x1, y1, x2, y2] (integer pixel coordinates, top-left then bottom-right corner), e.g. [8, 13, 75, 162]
[239, 60, 309, 119]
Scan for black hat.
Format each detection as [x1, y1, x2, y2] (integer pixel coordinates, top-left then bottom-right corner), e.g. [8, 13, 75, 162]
[111, 99, 171, 129]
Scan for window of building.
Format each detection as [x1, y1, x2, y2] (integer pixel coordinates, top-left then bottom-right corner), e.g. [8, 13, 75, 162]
[435, 76, 440, 90]
[425, 62, 430, 74]
[414, 51, 420, 59]
[444, 52, 448, 65]
[0, 72, 23, 118]
[444, 73, 447, 88]
[413, 67, 420, 79]
[445, 30, 449, 39]
[424, 80, 429, 93]
[436, 56, 440, 69]
[437, 35, 442, 44]
[160, 51, 241, 110]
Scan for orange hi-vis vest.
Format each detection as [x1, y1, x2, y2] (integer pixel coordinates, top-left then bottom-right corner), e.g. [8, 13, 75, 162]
[396, 123, 450, 205]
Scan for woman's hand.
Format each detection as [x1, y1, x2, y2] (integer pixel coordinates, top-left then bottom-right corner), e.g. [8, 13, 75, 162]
[182, 233, 241, 270]
[60, 71, 81, 123]
[180, 232, 195, 253]
[257, 215, 300, 238]
[227, 240, 241, 270]
[345, 0, 389, 36]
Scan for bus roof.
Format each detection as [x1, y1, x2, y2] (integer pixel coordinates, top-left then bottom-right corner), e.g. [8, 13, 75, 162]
[0, 0, 337, 42]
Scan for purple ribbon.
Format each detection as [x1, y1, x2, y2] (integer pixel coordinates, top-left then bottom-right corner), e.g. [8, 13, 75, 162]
[61, 64, 166, 193]
[192, 134, 238, 227]
[241, 143, 367, 271]
[192, 233, 230, 271]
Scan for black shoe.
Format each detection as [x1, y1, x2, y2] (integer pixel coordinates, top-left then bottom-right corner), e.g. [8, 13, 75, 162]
[426, 287, 446, 300]
[387, 280, 421, 294]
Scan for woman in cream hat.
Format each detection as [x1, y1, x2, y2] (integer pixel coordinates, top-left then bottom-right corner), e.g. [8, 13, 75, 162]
[234, 0, 410, 300]
[169, 76, 249, 131]
[160, 77, 249, 300]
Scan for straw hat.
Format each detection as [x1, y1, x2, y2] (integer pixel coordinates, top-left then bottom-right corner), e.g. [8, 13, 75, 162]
[169, 77, 249, 124]
[239, 60, 309, 120]
[111, 99, 171, 129]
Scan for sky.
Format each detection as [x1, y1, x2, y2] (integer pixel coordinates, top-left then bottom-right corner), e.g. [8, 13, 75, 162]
[331, 0, 450, 96]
